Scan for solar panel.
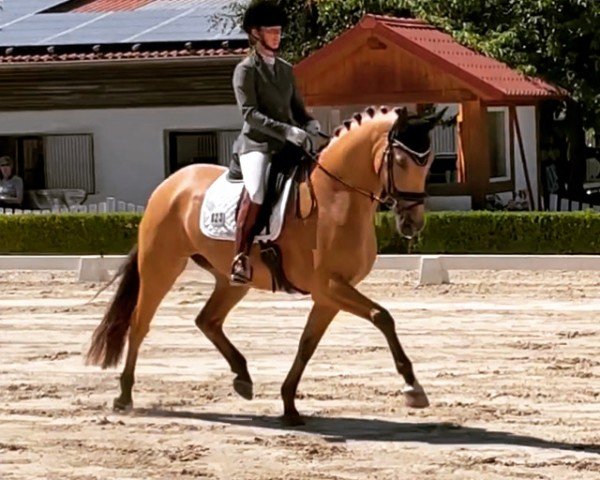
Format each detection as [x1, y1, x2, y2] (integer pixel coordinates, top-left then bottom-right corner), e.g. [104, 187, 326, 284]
[53, 10, 175, 44]
[0, 0, 244, 47]
[132, 7, 243, 43]
[0, 0, 67, 33]
[0, 13, 103, 46]
[139, 0, 236, 11]
[1, 0, 64, 16]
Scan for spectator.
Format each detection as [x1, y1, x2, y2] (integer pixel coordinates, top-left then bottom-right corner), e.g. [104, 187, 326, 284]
[0, 156, 24, 208]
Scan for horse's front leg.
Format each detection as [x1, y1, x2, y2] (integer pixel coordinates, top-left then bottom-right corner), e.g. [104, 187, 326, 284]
[281, 303, 339, 425]
[317, 276, 429, 409]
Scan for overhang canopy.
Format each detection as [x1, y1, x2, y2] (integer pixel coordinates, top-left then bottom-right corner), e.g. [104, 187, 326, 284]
[295, 15, 566, 105]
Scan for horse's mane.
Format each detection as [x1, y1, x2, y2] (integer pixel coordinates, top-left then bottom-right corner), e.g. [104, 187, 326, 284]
[319, 106, 418, 153]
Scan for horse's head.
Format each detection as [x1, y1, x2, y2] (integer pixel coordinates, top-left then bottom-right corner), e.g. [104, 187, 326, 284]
[382, 107, 446, 239]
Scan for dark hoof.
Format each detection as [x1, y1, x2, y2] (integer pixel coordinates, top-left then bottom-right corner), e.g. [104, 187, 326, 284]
[282, 413, 305, 427]
[233, 378, 253, 400]
[113, 397, 133, 411]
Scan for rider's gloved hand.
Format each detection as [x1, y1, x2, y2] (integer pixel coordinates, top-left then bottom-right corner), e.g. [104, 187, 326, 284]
[286, 126, 309, 147]
[304, 120, 321, 136]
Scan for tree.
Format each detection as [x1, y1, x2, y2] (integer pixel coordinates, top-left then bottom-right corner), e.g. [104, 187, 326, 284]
[217, 0, 600, 132]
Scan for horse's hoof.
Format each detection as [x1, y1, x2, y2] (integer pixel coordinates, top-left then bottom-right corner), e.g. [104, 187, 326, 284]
[282, 413, 305, 427]
[113, 397, 133, 411]
[402, 383, 430, 409]
[233, 378, 253, 400]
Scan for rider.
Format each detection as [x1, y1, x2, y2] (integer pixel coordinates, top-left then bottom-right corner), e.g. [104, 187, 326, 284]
[229, 0, 320, 285]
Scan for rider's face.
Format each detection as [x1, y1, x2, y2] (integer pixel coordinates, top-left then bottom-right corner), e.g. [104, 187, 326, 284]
[259, 26, 282, 50]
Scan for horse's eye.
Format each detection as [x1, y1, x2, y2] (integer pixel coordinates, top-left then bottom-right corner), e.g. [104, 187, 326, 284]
[395, 154, 408, 169]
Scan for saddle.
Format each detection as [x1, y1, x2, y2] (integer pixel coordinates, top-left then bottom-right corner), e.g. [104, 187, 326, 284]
[200, 145, 311, 294]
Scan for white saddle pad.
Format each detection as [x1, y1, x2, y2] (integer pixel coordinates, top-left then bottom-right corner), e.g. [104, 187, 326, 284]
[200, 171, 294, 242]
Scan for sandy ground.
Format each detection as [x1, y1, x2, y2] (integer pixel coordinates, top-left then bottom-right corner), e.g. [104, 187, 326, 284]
[1, 268, 599, 480]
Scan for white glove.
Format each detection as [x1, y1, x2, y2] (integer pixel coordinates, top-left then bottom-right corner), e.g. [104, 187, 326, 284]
[286, 126, 309, 147]
[305, 119, 321, 136]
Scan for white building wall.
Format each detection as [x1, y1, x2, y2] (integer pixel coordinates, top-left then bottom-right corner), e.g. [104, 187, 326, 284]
[0, 105, 242, 205]
[0, 103, 539, 210]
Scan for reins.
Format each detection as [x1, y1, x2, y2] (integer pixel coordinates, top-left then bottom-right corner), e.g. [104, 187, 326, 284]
[297, 131, 429, 219]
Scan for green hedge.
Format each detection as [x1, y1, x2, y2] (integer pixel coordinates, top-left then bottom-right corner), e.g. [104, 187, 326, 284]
[376, 211, 600, 254]
[1, 211, 599, 254]
[0, 213, 140, 255]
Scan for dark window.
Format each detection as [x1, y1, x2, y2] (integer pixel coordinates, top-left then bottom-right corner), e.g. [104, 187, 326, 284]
[488, 110, 509, 179]
[166, 130, 239, 175]
[168, 132, 218, 175]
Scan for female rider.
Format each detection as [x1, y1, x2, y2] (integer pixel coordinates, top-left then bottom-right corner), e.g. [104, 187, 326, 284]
[230, 0, 320, 285]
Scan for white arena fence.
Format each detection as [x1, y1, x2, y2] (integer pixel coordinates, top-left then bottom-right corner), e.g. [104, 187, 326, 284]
[1, 193, 596, 214]
[0, 254, 599, 285]
[0, 197, 145, 215]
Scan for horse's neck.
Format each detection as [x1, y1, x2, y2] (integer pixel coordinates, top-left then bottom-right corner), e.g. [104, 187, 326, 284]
[311, 123, 388, 198]
[298, 121, 389, 219]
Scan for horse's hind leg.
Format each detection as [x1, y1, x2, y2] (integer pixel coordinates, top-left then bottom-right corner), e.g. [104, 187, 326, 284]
[113, 253, 187, 410]
[193, 264, 252, 400]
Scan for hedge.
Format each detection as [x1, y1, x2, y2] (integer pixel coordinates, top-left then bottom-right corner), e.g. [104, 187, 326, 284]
[376, 211, 600, 254]
[0, 213, 140, 255]
[0, 211, 599, 255]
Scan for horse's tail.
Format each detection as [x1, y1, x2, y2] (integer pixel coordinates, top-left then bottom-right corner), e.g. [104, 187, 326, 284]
[86, 245, 139, 369]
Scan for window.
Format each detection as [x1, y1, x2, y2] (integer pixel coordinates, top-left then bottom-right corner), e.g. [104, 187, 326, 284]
[429, 122, 459, 184]
[488, 108, 510, 181]
[166, 130, 240, 175]
[0, 134, 94, 193]
[44, 135, 95, 192]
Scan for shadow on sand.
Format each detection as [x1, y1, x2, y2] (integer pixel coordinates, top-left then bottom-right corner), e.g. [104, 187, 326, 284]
[138, 408, 599, 454]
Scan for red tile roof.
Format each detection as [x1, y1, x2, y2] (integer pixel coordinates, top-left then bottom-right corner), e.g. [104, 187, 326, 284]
[74, 0, 155, 12]
[0, 47, 248, 64]
[297, 14, 566, 101]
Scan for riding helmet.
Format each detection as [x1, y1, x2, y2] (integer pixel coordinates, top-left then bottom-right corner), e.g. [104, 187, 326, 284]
[242, 0, 287, 33]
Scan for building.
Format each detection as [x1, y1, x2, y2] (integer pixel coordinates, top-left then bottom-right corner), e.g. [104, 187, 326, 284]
[0, 0, 247, 206]
[295, 15, 566, 210]
[1, 5, 566, 210]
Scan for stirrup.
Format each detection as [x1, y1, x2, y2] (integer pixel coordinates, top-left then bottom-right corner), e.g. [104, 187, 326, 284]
[230, 253, 252, 286]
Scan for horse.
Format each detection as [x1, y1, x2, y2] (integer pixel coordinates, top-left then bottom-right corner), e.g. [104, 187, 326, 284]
[86, 106, 445, 425]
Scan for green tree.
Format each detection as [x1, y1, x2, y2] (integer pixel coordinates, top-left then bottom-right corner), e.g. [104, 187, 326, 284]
[218, 0, 600, 131]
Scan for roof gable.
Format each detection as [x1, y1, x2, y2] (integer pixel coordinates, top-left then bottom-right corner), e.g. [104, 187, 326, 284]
[295, 15, 565, 102]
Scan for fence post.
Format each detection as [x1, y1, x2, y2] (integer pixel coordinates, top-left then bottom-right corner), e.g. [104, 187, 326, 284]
[418, 255, 449, 286]
[78, 256, 111, 282]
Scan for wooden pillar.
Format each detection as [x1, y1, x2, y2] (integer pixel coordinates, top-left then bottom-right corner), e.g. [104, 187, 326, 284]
[458, 100, 491, 208]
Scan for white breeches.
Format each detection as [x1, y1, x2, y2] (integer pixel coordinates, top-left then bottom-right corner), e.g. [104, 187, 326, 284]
[239, 151, 270, 204]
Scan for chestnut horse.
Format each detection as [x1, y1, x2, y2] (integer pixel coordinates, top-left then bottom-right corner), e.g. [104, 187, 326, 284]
[86, 106, 444, 425]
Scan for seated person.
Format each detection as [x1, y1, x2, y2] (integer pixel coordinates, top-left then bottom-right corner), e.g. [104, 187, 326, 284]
[0, 156, 24, 208]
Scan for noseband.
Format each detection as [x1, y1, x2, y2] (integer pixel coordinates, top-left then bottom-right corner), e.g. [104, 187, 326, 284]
[381, 139, 430, 212]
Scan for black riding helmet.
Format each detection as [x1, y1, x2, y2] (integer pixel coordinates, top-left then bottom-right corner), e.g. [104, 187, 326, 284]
[242, 0, 287, 34]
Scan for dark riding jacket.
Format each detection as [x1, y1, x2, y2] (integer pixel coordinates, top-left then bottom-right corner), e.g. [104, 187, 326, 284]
[229, 52, 313, 177]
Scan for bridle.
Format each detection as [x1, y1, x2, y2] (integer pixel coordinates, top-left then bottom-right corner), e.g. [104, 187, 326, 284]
[382, 137, 430, 211]
[303, 133, 430, 214]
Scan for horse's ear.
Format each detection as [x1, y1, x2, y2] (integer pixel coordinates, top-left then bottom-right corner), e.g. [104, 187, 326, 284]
[392, 107, 408, 134]
[424, 107, 448, 129]
[394, 107, 408, 122]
